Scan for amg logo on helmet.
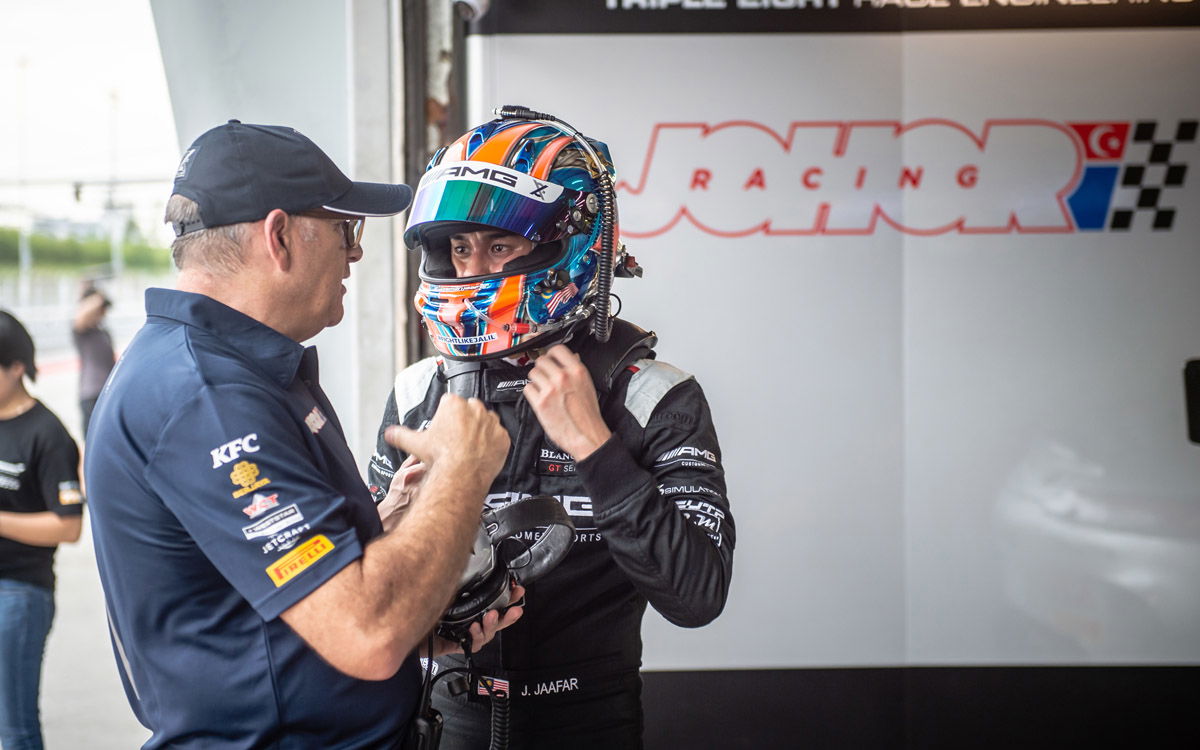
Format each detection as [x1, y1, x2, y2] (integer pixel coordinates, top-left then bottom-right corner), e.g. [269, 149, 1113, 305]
[444, 164, 519, 188]
[426, 161, 565, 204]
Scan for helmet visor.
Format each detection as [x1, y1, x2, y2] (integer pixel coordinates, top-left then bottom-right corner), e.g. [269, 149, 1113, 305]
[403, 161, 584, 250]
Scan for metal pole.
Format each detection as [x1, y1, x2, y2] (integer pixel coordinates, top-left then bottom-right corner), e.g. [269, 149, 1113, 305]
[17, 228, 32, 305]
[109, 90, 124, 277]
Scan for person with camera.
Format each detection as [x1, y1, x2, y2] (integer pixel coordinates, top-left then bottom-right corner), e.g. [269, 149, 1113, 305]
[84, 120, 522, 749]
[369, 110, 736, 749]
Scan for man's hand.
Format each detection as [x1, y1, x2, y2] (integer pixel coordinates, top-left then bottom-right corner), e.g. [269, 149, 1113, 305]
[378, 455, 426, 533]
[426, 583, 526, 657]
[523, 344, 612, 461]
[284, 395, 510, 681]
[385, 394, 510, 494]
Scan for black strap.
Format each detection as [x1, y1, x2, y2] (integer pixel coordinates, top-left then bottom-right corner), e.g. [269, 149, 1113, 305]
[572, 318, 658, 393]
[440, 358, 487, 399]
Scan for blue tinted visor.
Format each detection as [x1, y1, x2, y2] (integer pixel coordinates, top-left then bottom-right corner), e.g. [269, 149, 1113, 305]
[403, 161, 588, 250]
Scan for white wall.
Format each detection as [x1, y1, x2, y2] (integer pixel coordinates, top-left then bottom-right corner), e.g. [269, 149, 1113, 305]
[147, 1, 1200, 672]
[150, 0, 401, 463]
[467, 27, 1200, 669]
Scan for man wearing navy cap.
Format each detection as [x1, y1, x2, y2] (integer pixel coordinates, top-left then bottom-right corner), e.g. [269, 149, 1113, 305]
[85, 120, 521, 749]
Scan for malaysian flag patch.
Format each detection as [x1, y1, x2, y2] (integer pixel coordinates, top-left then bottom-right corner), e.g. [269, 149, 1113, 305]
[477, 675, 510, 698]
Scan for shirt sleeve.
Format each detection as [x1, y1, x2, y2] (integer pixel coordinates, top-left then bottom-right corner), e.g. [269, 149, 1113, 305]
[144, 382, 367, 621]
[36, 412, 84, 516]
[577, 374, 735, 628]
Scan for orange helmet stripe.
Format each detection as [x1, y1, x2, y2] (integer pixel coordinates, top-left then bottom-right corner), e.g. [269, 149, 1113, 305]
[472, 122, 542, 166]
[530, 136, 575, 180]
[482, 275, 524, 356]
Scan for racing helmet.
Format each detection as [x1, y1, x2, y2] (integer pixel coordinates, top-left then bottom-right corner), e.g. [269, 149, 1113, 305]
[404, 106, 628, 360]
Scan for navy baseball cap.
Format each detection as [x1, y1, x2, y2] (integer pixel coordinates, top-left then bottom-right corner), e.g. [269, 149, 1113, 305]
[170, 120, 413, 236]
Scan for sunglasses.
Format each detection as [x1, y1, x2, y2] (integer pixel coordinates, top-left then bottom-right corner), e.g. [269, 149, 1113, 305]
[298, 210, 366, 250]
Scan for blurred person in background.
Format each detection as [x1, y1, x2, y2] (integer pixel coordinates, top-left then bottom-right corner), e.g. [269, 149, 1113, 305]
[71, 280, 116, 442]
[0, 309, 85, 750]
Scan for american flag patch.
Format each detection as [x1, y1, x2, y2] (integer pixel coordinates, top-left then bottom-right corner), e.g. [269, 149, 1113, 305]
[546, 283, 578, 315]
[477, 675, 510, 697]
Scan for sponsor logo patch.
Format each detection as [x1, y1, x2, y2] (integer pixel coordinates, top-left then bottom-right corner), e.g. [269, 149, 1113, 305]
[266, 534, 333, 587]
[230, 461, 271, 498]
[211, 432, 260, 469]
[305, 407, 327, 434]
[175, 147, 198, 179]
[675, 498, 726, 546]
[369, 454, 396, 483]
[659, 484, 721, 497]
[242, 492, 280, 518]
[654, 445, 719, 468]
[57, 481, 83, 505]
[261, 524, 312, 554]
[536, 446, 577, 476]
[242, 504, 304, 540]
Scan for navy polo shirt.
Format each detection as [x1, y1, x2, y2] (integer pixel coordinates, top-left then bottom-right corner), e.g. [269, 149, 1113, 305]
[86, 289, 419, 749]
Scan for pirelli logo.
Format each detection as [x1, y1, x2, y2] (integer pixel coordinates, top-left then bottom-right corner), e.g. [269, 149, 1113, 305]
[266, 534, 334, 588]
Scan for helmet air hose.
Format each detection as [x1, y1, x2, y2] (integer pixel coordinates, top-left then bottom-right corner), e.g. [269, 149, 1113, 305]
[591, 169, 615, 343]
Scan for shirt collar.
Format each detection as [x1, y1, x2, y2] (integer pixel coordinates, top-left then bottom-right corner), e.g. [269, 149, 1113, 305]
[145, 288, 307, 388]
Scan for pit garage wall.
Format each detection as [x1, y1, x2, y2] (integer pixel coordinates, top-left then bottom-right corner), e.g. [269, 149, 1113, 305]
[150, 0, 403, 464]
[467, 3, 1199, 746]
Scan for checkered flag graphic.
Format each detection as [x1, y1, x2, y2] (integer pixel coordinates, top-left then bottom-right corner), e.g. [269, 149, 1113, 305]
[1109, 120, 1197, 230]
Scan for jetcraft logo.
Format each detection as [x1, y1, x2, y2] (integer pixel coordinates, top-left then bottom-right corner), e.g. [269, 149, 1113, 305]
[616, 118, 1196, 236]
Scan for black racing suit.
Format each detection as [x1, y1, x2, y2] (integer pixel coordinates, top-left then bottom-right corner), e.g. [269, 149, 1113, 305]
[368, 320, 734, 749]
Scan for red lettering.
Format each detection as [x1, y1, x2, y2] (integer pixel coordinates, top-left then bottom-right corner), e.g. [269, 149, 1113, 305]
[899, 167, 923, 189]
[855, 167, 867, 190]
[690, 169, 711, 190]
[957, 165, 978, 188]
[743, 168, 766, 190]
[802, 167, 822, 189]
